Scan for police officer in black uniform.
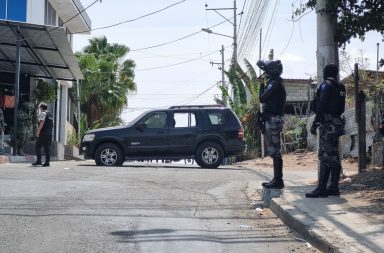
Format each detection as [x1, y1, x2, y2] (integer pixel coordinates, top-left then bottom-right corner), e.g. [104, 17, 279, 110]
[32, 103, 54, 167]
[256, 60, 287, 189]
[306, 64, 346, 198]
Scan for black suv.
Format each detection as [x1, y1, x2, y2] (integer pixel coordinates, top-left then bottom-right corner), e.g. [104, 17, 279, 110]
[80, 105, 246, 168]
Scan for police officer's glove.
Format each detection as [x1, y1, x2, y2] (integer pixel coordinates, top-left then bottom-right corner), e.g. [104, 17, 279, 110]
[310, 121, 319, 135]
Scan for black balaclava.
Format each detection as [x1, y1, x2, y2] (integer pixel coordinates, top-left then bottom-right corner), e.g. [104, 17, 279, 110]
[323, 64, 338, 80]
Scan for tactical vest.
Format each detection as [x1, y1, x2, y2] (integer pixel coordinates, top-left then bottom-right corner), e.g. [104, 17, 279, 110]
[41, 111, 54, 135]
[312, 79, 346, 116]
[264, 77, 286, 116]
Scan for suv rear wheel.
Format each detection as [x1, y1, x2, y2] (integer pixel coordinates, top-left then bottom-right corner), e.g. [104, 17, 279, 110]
[195, 142, 224, 168]
[95, 143, 124, 166]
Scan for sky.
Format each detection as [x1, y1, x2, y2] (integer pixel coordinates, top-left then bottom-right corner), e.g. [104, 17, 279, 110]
[73, 0, 383, 123]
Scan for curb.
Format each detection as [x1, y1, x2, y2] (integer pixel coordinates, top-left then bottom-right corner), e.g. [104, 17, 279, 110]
[269, 197, 339, 253]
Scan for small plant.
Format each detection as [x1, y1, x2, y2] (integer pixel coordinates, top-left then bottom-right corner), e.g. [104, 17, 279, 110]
[67, 131, 80, 147]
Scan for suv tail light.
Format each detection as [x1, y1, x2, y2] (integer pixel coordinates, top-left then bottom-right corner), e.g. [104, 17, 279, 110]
[237, 128, 244, 139]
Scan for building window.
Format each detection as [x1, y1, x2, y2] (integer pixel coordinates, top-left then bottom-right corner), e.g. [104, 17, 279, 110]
[0, 0, 27, 22]
[45, 0, 57, 26]
[0, 0, 6, 19]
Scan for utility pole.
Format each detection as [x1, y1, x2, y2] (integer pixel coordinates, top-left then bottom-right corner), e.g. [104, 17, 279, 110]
[316, 0, 339, 178]
[259, 28, 265, 158]
[210, 45, 226, 105]
[205, 0, 237, 64]
[316, 0, 338, 82]
[221, 45, 226, 105]
[233, 0, 237, 65]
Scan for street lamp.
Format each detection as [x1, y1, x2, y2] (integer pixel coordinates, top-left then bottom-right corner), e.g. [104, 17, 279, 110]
[201, 28, 234, 39]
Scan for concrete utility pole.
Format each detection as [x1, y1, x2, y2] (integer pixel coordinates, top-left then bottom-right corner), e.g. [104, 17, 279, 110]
[205, 0, 237, 64]
[211, 45, 227, 105]
[316, 0, 338, 82]
[221, 45, 226, 105]
[316, 0, 340, 177]
[259, 28, 265, 158]
[233, 0, 238, 64]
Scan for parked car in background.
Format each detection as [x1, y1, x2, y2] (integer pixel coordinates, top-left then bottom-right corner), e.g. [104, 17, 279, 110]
[80, 105, 246, 168]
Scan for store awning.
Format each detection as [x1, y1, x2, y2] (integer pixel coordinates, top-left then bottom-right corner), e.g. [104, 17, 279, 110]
[0, 20, 84, 81]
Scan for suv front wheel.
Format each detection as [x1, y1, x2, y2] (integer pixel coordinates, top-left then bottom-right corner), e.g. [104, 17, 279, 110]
[195, 142, 224, 168]
[95, 143, 124, 166]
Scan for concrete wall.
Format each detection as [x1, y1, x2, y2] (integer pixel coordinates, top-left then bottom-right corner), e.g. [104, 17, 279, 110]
[27, 0, 45, 24]
[285, 81, 311, 102]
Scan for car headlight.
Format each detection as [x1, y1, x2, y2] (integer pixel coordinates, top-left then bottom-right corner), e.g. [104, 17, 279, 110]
[83, 134, 96, 142]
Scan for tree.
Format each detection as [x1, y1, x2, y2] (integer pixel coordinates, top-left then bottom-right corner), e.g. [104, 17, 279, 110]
[75, 36, 136, 128]
[297, 1, 384, 46]
[340, 50, 384, 106]
[221, 60, 262, 155]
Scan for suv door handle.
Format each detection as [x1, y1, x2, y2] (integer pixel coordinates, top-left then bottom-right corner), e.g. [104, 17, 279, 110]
[157, 130, 167, 134]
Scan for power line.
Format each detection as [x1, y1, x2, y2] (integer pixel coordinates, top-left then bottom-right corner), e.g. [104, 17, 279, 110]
[262, 0, 280, 57]
[279, 20, 295, 56]
[131, 18, 232, 52]
[179, 82, 219, 105]
[61, 0, 99, 28]
[237, 0, 247, 35]
[88, 0, 187, 33]
[136, 45, 231, 71]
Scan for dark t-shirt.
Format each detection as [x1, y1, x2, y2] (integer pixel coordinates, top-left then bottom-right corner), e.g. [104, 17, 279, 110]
[40, 111, 54, 136]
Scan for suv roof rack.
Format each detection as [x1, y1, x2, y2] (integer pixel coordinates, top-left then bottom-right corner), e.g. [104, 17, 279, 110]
[169, 104, 226, 109]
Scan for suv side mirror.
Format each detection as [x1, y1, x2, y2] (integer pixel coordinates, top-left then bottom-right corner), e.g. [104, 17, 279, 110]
[136, 122, 147, 131]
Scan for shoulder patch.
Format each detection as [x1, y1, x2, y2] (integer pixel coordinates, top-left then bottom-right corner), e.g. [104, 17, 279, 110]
[320, 83, 328, 91]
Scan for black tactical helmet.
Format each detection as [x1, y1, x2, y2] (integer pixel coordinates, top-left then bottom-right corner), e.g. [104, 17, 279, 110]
[256, 60, 283, 77]
[323, 64, 338, 79]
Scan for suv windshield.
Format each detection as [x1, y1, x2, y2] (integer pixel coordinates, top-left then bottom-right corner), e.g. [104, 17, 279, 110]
[125, 111, 150, 127]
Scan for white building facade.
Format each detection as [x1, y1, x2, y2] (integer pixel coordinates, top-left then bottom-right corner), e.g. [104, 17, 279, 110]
[0, 0, 91, 156]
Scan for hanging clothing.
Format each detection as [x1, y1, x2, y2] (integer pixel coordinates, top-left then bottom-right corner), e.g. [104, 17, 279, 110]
[4, 96, 15, 108]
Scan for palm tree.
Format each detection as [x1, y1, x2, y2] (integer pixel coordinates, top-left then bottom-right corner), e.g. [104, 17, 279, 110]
[221, 60, 262, 154]
[75, 36, 136, 128]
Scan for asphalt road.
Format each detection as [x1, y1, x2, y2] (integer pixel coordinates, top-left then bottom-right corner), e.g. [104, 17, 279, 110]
[0, 161, 319, 253]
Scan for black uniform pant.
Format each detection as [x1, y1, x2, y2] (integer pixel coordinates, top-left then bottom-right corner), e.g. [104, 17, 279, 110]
[35, 134, 52, 162]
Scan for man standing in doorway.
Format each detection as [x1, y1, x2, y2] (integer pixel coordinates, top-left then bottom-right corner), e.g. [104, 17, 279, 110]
[257, 60, 286, 189]
[32, 103, 53, 167]
[306, 64, 346, 198]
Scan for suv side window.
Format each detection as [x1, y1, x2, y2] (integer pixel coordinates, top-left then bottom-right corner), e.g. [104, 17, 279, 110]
[173, 112, 196, 128]
[144, 112, 168, 128]
[207, 110, 226, 125]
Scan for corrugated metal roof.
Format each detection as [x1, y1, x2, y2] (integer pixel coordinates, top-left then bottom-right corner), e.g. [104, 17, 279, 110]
[0, 20, 83, 81]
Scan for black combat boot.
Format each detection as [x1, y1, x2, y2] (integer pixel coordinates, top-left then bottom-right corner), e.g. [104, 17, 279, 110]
[32, 160, 42, 166]
[264, 157, 284, 189]
[327, 164, 341, 196]
[262, 178, 275, 187]
[305, 163, 330, 198]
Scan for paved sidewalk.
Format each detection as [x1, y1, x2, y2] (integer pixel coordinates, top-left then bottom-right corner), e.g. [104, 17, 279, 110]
[243, 163, 384, 253]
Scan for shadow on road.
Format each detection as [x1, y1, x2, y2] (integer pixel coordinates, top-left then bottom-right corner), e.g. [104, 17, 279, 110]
[77, 163, 247, 171]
